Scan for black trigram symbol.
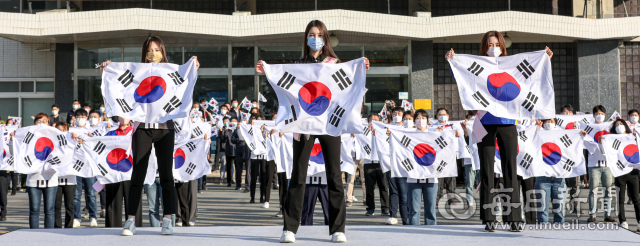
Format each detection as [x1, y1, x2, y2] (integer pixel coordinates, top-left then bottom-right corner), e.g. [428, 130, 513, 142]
[248, 127, 254, 136]
[186, 142, 196, 152]
[517, 59, 535, 79]
[363, 145, 371, 155]
[57, 134, 68, 146]
[163, 96, 182, 113]
[47, 156, 61, 165]
[401, 158, 414, 171]
[6, 156, 14, 166]
[556, 118, 564, 126]
[584, 126, 594, 135]
[118, 69, 134, 87]
[93, 141, 106, 155]
[249, 143, 256, 150]
[24, 156, 33, 167]
[581, 118, 590, 124]
[277, 72, 295, 90]
[518, 131, 528, 142]
[174, 122, 182, 132]
[435, 136, 448, 149]
[466, 61, 484, 76]
[612, 139, 622, 150]
[73, 160, 84, 172]
[363, 126, 371, 136]
[116, 98, 132, 113]
[285, 105, 298, 125]
[329, 106, 346, 127]
[75, 143, 82, 150]
[617, 160, 625, 171]
[386, 137, 390, 143]
[436, 160, 448, 172]
[185, 162, 196, 175]
[560, 134, 573, 148]
[521, 92, 538, 112]
[168, 71, 184, 85]
[193, 127, 203, 136]
[97, 163, 108, 176]
[472, 91, 490, 108]
[92, 130, 102, 137]
[332, 68, 352, 90]
[401, 135, 411, 147]
[24, 132, 34, 144]
[520, 153, 533, 169]
[261, 139, 267, 148]
[563, 159, 576, 172]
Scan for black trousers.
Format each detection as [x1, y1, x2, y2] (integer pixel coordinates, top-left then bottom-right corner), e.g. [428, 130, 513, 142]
[189, 180, 198, 223]
[261, 161, 276, 202]
[128, 128, 178, 216]
[283, 135, 346, 235]
[106, 181, 142, 227]
[54, 184, 76, 228]
[10, 171, 18, 195]
[0, 171, 7, 218]
[235, 157, 246, 189]
[478, 124, 521, 223]
[518, 176, 536, 224]
[365, 163, 389, 212]
[250, 159, 263, 200]
[615, 171, 640, 223]
[438, 177, 457, 199]
[226, 156, 236, 185]
[99, 189, 106, 211]
[278, 172, 289, 211]
[301, 184, 329, 225]
[175, 181, 191, 225]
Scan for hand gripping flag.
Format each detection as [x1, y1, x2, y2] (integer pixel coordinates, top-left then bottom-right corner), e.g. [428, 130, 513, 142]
[555, 114, 595, 130]
[191, 119, 211, 140]
[581, 122, 612, 153]
[173, 137, 212, 181]
[389, 128, 458, 179]
[173, 118, 194, 147]
[101, 57, 198, 123]
[371, 121, 404, 173]
[258, 92, 268, 102]
[241, 97, 252, 111]
[601, 133, 639, 177]
[515, 125, 538, 179]
[448, 50, 554, 119]
[532, 129, 586, 178]
[13, 125, 74, 174]
[262, 58, 367, 136]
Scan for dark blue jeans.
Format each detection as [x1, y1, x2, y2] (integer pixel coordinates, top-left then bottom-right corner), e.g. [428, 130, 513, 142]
[28, 186, 58, 229]
[386, 172, 409, 224]
[74, 176, 97, 219]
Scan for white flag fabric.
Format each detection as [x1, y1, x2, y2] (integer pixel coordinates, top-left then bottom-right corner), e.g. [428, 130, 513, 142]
[81, 136, 133, 184]
[173, 138, 212, 181]
[190, 119, 211, 140]
[601, 133, 639, 177]
[389, 128, 458, 179]
[62, 141, 96, 178]
[581, 122, 612, 153]
[173, 118, 193, 147]
[371, 121, 404, 173]
[379, 104, 388, 120]
[241, 97, 252, 111]
[13, 125, 74, 174]
[430, 121, 471, 159]
[101, 58, 198, 123]
[340, 134, 355, 175]
[532, 129, 586, 178]
[0, 133, 11, 171]
[208, 97, 218, 107]
[259, 92, 268, 102]
[277, 133, 294, 179]
[355, 122, 374, 161]
[555, 114, 595, 130]
[263, 58, 367, 136]
[190, 108, 203, 120]
[306, 137, 355, 176]
[448, 50, 554, 119]
[401, 100, 413, 111]
[239, 123, 267, 155]
[87, 122, 119, 137]
[609, 111, 621, 121]
[8, 116, 21, 126]
[515, 125, 538, 179]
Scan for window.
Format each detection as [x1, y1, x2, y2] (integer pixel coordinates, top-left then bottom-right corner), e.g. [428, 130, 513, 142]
[185, 47, 227, 68]
[193, 76, 229, 106]
[333, 46, 362, 63]
[620, 42, 640, 113]
[78, 47, 122, 69]
[258, 46, 302, 64]
[365, 46, 407, 66]
[232, 47, 255, 68]
[364, 75, 409, 118]
[77, 76, 103, 110]
[258, 76, 279, 117]
[232, 76, 255, 103]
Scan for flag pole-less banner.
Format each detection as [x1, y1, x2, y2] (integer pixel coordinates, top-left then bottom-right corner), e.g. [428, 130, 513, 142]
[13, 125, 74, 174]
[448, 50, 554, 119]
[601, 133, 639, 177]
[101, 58, 198, 123]
[389, 128, 458, 179]
[262, 58, 367, 136]
[532, 129, 587, 178]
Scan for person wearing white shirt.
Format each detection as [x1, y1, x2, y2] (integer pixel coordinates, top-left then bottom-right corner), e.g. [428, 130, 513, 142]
[585, 105, 616, 223]
[69, 109, 99, 228]
[533, 118, 567, 223]
[364, 114, 390, 217]
[52, 122, 78, 229]
[432, 108, 458, 205]
[559, 104, 585, 215]
[627, 109, 639, 129]
[380, 107, 408, 224]
[609, 118, 640, 231]
[461, 111, 478, 209]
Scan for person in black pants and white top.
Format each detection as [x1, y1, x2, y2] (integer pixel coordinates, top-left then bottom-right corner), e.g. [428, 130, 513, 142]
[101, 36, 199, 236]
[256, 20, 369, 243]
[52, 122, 77, 228]
[365, 114, 390, 217]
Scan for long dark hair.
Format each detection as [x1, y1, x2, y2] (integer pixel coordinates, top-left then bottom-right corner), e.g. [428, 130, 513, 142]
[610, 119, 632, 134]
[302, 20, 338, 61]
[480, 31, 508, 57]
[141, 36, 169, 63]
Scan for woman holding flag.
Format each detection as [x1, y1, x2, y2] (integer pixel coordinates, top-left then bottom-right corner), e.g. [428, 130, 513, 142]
[445, 31, 553, 232]
[255, 20, 369, 243]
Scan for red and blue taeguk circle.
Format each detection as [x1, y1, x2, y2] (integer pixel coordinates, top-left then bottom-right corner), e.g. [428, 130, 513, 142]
[486, 72, 521, 102]
[134, 76, 166, 103]
[593, 130, 609, 144]
[174, 148, 186, 169]
[413, 143, 436, 166]
[106, 148, 133, 172]
[542, 142, 562, 165]
[623, 144, 639, 164]
[298, 82, 331, 116]
[309, 143, 325, 164]
[34, 137, 54, 161]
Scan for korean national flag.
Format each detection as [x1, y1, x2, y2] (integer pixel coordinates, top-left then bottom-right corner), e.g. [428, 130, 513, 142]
[80, 136, 132, 184]
[101, 57, 198, 123]
[306, 137, 355, 176]
[277, 133, 295, 179]
[601, 133, 639, 177]
[173, 138, 212, 181]
[371, 121, 403, 173]
[340, 134, 356, 175]
[262, 58, 367, 136]
[532, 129, 586, 178]
[239, 122, 267, 155]
[13, 125, 74, 174]
[555, 114, 595, 130]
[173, 118, 194, 147]
[389, 128, 458, 179]
[448, 50, 554, 120]
[581, 122, 612, 153]
[0, 132, 12, 171]
[515, 125, 538, 179]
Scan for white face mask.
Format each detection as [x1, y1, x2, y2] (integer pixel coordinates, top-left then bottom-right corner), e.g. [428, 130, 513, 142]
[416, 119, 428, 129]
[76, 118, 86, 127]
[72, 104, 80, 110]
[403, 120, 414, 128]
[52, 110, 58, 115]
[89, 118, 99, 126]
[100, 107, 105, 112]
[630, 116, 639, 123]
[543, 123, 556, 130]
[595, 114, 605, 123]
[38, 123, 48, 126]
[232, 103, 238, 108]
[221, 109, 228, 115]
[251, 104, 257, 108]
[487, 47, 502, 57]
[393, 115, 403, 123]
[616, 125, 626, 134]
[438, 115, 449, 123]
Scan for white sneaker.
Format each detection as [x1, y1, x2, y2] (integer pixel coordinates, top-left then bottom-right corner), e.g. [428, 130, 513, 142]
[90, 218, 98, 227]
[121, 218, 136, 236]
[621, 221, 629, 229]
[189, 221, 195, 226]
[176, 221, 183, 227]
[385, 217, 398, 225]
[263, 202, 270, 209]
[280, 230, 295, 243]
[353, 197, 358, 202]
[161, 217, 174, 235]
[331, 232, 347, 243]
[72, 219, 81, 228]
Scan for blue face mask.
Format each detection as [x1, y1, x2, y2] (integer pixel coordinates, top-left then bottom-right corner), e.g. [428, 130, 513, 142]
[307, 38, 325, 52]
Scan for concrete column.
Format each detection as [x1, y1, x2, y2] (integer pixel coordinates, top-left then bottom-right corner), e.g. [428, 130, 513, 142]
[55, 43, 75, 113]
[410, 40, 434, 116]
[576, 40, 621, 118]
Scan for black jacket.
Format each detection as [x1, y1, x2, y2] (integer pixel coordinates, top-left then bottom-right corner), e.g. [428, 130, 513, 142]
[220, 129, 235, 157]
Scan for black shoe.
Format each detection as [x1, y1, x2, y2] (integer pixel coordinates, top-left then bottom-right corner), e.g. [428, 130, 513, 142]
[227, 183, 232, 187]
[0, 216, 6, 221]
[198, 190, 202, 194]
[381, 210, 390, 216]
[100, 210, 105, 218]
[587, 216, 596, 223]
[484, 222, 497, 232]
[260, 198, 265, 203]
[235, 186, 240, 190]
[365, 210, 374, 216]
[275, 211, 283, 217]
[202, 186, 207, 190]
[509, 222, 524, 232]
[249, 199, 255, 203]
[10, 193, 15, 196]
[604, 216, 617, 223]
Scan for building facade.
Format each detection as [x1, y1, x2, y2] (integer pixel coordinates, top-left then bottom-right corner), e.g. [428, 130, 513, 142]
[1, 0, 639, 125]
